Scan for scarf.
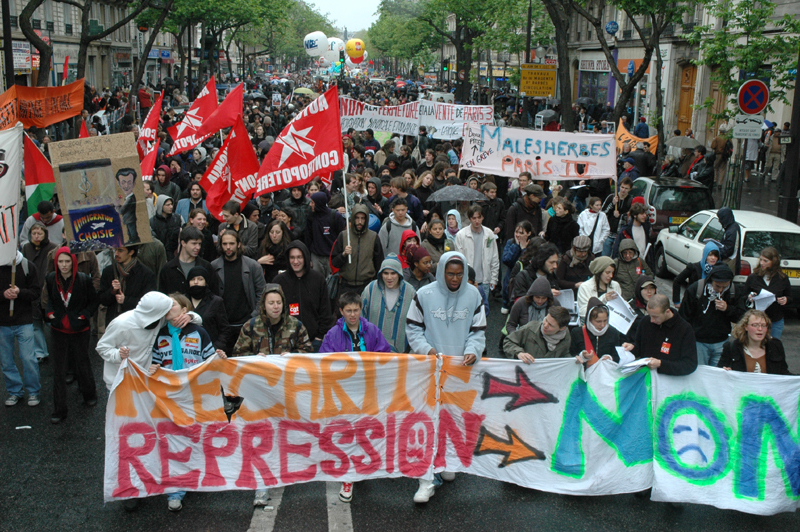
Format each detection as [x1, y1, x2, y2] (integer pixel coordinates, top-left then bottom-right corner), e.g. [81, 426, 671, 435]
[587, 320, 609, 337]
[702, 260, 714, 279]
[541, 323, 568, 351]
[168, 323, 183, 370]
[116, 257, 138, 294]
[447, 226, 459, 237]
[56, 273, 74, 307]
[569, 250, 586, 269]
[528, 302, 549, 323]
[426, 233, 447, 252]
[702, 282, 729, 314]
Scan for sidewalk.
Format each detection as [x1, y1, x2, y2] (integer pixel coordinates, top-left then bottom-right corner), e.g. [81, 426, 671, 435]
[714, 175, 789, 218]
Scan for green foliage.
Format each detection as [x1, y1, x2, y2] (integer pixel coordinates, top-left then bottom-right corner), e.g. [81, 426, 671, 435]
[368, 2, 437, 63]
[688, 0, 800, 121]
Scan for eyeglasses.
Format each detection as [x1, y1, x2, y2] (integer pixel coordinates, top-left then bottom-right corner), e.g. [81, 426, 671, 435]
[748, 323, 768, 329]
[445, 272, 464, 279]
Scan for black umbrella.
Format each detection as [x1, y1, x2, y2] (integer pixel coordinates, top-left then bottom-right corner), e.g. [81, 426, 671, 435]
[536, 109, 559, 124]
[546, 98, 561, 106]
[428, 185, 486, 202]
[575, 97, 595, 106]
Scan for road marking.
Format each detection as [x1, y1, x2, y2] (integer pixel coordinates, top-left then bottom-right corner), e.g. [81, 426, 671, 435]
[247, 487, 284, 532]
[326, 482, 354, 532]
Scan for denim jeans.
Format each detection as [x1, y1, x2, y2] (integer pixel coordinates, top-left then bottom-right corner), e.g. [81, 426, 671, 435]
[602, 235, 617, 257]
[696, 341, 726, 368]
[771, 319, 785, 340]
[0, 324, 41, 397]
[32, 319, 49, 360]
[168, 491, 186, 501]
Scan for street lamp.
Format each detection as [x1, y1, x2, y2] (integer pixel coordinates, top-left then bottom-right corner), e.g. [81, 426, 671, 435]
[498, 51, 510, 89]
[536, 45, 546, 64]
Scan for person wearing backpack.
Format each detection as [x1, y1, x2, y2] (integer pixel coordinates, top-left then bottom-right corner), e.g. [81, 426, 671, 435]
[231, 283, 312, 509]
[378, 197, 420, 258]
[679, 263, 746, 367]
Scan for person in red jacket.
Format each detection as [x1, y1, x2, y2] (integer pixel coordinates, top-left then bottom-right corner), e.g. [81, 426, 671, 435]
[138, 84, 152, 119]
[43, 247, 99, 423]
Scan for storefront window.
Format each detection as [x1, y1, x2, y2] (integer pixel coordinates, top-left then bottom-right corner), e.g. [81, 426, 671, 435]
[579, 71, 609, 105]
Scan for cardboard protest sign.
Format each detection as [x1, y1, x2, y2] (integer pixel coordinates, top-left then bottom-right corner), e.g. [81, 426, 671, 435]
[461, 124, 617, 179]
[49, 133, 152, 249]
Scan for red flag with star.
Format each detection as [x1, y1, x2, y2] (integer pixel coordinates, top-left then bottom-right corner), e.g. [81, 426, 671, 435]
[167, 78, 218, 155]
[193, 83, 243, 139]
[138, 91, 163, 143]
[256, 86, 342, 195]
[199, 115, 260, 221]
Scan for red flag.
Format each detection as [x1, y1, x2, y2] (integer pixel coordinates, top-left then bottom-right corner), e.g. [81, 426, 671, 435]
[62, 56, 69, 85]
[79, 119, 89, 138]
[139, 91, 164, 143]
[140, 143, 158, 181]
[167, 78, 218, 155]
[194, 83, 243, 139]
[200, 115, 260, 221]
[256, 86, 342, 195]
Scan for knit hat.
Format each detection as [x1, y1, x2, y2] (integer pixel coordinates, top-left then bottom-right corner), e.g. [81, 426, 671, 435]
[589, 256, 615, 275]
[623, 157, 636, 165]
[572, 235, 592, 251]
[186, 266, 212, 285]
[707, 263, 734, 282]
[631, 196, 645, 206]
[411, 246, 430, 265]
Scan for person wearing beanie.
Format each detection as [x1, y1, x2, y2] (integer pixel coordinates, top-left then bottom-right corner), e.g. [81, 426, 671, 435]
[620, 157, 640, 180]
[404, 245, 435, 291]
[362, 254, 416, 354]
[186, 266, 232, 351]
[679, 263, 746, 366]
[43, 247, 99, 422]
[628, 276, 658, 342]
[577, 256, 622, 322]
[569, 297, 625, 366]
[556, 234, 594, 295]
[634, 116, 649, 138]
[505, 276, 559, 335]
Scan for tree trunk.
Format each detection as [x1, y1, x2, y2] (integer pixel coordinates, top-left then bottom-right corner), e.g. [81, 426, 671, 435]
[129, 0, 174, 117]
[176, 25, 187, 92]
[541, 0, 575, 131]
[76, 1, 91, 82]
[198, 23, 207, 82]
[19, 0, 51, 86]
[652, 19, 665, 159]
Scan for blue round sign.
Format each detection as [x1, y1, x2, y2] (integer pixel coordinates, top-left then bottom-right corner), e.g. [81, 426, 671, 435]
[605, 21, 619, 35]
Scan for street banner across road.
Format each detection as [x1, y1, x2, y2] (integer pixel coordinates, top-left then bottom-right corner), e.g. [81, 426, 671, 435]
[339, 98, 493, 140]
[461, 124, 617, 179]
[104, 355, 800, 515]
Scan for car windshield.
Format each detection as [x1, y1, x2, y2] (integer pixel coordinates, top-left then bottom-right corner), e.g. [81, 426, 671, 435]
[653, 187, 714, 211]
[743, 232, 800, 261]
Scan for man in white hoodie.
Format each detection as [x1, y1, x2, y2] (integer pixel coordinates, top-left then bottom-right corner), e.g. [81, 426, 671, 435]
[96, 291, 200, 391]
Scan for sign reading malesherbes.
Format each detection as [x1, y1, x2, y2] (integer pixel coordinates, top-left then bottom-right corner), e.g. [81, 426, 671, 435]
[733, 114, 764, 139]
[520, 63, 557, 97]
[49, 133, 152, 248]
[461, 124, 616, 179]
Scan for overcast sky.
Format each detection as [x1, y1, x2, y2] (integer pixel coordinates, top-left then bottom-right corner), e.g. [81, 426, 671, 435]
[304, 0, 381, 34]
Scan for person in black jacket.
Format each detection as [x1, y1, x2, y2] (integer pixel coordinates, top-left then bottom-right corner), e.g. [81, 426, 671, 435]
[511, 243, 561, 301]
[187, 209, 218, 262]
[679, 263, 746, 367]
[544, 197, 580, 254]
[150, 195, 182, 258]
[304, 192, 346, 278]
[158, 226, 218, 296]
[258, 220, 291, 283]
[717, 207, 741, 274]
[600, 177, 633, 257]
[718, 310, 790, 375]
[570, 297, 624, 365]
[186, 266, 233, 352]
[627, 294, 697, 375]
[672, 243, 720, 307]
[274, 241, 335, 352]
[98, 245, 157, 325]
[478, 182, 506, 241]
[555, 235, 593, 295]
[44, 247, 99, 423]
[744, 247, 791, 339]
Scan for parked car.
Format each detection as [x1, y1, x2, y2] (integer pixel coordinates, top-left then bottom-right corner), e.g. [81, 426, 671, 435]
[654, 209, 800, 306]
[630, 177, 715, 238]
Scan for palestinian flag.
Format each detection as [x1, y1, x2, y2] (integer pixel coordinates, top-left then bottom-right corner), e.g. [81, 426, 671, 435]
[23, 133, 55, 209]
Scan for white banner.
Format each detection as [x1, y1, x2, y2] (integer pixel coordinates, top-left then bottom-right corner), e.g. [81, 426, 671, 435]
[104, 353, 800, 515]
[339, 98, 493, 139]
[461, 124, 617, 179]
[0, 123, 23, 265]
[652, 366, 800, 515]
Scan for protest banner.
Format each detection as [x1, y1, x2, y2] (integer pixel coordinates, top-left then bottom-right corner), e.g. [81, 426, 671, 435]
[168, 79, 218, 155]
[616, 122, 658, 154]
[104, 354, 800, 515]
[0, 123, 23, 265]
[49, 133, 152, 249]
[0, 79, 84, 130]
[461, 124, 617, 179]
[418, 100, 493, 140]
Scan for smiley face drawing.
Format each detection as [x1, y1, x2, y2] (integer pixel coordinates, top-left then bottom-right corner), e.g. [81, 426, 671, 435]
[656, 395, 732, 484]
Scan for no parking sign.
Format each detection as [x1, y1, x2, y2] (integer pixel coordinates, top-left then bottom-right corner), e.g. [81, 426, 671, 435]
[737, 79, 769, 115]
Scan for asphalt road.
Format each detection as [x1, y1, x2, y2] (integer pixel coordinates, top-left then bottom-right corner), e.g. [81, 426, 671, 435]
[2, 184, 799, 531]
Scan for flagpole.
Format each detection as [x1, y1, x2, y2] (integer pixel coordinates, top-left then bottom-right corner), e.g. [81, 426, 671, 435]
[345, 177, 351, 264]
[8, 258, 15, 316]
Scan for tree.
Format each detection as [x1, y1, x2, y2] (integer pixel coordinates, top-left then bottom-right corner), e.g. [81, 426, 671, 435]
[539, 0, 576, 131]
[130, 0, 175, 114]
[19, 0, 51, 86]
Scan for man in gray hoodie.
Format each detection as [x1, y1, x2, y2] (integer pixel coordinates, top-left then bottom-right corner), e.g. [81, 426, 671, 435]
[406, 251, 486, 503]
[378, 197, 420, 258]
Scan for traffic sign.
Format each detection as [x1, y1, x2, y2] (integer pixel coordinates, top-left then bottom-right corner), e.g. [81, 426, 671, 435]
[519, 63, 557, 97]
[737, 79, 769, 115]
[458, 69, 465, 81]
[605, 21, 619, 35]
[732, 114, 764, 139]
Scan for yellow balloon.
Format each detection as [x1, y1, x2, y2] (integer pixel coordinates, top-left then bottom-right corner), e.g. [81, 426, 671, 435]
[345, 39, 365, 59]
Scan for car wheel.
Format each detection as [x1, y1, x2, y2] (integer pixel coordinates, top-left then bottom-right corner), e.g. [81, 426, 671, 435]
[655, 245, 670, 278]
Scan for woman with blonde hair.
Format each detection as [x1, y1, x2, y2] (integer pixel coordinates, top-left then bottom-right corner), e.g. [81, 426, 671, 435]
[718, 310, 790, 374]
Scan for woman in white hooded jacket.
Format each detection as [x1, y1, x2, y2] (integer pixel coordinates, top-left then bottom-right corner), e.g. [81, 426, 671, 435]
[577, 196, 611, 255]
[96, 291, 202, 390]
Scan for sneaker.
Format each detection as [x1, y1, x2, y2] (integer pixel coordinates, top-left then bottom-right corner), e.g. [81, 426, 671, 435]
[27, 395, 40, 407]
[440, 471, 456, 482]
[339, 482, 353, 503]
[413, 479, 436, 503]
[500, 307, 510, 315]
[168, 498, 182, 512]
[5, 395, 20, 407]
[253, 489, 269, 506]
